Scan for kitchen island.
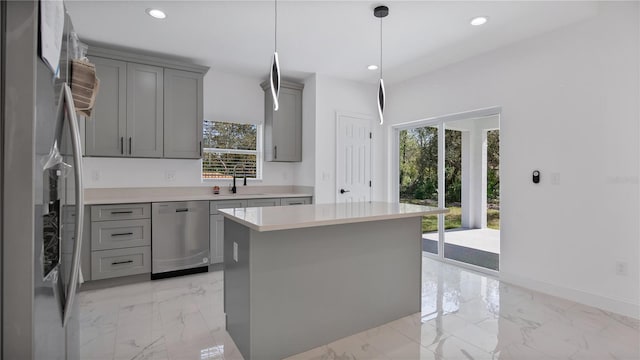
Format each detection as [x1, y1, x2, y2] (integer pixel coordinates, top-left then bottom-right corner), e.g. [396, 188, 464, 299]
[220, 202, 448, 360]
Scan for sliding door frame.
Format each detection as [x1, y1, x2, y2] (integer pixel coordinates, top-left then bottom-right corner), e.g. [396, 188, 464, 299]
[391, 106, 502, 276]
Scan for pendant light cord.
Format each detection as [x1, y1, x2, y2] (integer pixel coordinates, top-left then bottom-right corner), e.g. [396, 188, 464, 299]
[379, 17, 383, 79]
[274, 0, 278, 52]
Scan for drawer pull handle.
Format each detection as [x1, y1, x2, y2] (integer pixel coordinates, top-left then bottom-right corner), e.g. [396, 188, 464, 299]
[111, 211, 133, 214]
[111, 232, 133, 237]
[112, 260, 133, 265]
[176, 208, 189, 213]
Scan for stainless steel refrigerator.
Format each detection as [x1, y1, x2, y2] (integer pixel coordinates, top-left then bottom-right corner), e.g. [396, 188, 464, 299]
[2, 1, 85, 359]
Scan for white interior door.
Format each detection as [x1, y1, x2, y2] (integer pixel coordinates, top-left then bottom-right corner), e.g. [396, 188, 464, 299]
[336, 113, 372, 203]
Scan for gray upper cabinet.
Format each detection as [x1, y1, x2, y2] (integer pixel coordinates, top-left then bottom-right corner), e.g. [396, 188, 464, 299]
[127, 63, 164, 158]
[262, 80, 303, 162]
[85, 57, 127, 157]
[164, 69, 204, 159]
[85, 45, 208, 158]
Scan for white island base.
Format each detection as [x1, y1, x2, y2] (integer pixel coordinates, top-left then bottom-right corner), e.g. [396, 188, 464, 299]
[221, 202, 447, 360]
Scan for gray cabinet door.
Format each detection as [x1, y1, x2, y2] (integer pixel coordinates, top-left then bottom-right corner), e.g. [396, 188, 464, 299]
[263, 81, 303, 162]
[163, 69, 203, 159]
[210, 214, 224, 264]
[91, 219, 151, 251]
[91, 203, 151, 221]
[247, 198, 281, 207]
[272, 87, 302, 162]
[91, 246, 151, 280]
[281, 197, 312, 206]
[126, 63, 164, 157]
[210, 200, 248, 215]
[86, 56, 127, 157]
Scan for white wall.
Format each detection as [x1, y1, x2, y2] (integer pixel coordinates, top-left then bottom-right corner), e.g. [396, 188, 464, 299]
[292, 74, 317, 187]
[84, 69, 298, 188]
[384, 2, 639, 317]
[312, 75, 384, 204]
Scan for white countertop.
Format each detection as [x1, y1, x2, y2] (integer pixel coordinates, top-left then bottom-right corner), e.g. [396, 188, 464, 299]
[219, 202, 448, 232]
[84, 186, 312, 205]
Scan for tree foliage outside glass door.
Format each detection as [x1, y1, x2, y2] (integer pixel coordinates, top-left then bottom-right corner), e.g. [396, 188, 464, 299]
[400, 128, 500, 232]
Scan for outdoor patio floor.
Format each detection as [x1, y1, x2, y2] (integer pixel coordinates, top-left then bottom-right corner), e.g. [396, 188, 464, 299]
[423, 228, 500, 254]
[423, 228, 500, 270]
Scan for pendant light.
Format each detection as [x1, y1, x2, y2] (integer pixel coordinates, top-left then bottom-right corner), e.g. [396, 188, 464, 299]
[374, 5, 388, 125]
[270, 0, 281, 111]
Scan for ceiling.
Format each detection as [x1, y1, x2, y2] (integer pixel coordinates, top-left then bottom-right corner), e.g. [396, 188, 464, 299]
[66, 1, 599, 84]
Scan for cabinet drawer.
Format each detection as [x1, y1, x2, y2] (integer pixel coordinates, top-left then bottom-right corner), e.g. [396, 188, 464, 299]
[210, 200, 248, 215]
[247, 198, 281, 207]
[91, 203, 150, 221]
[91, 246, 151, 280]
[281, 197, 312, 206]
[91, 219, 151, 251]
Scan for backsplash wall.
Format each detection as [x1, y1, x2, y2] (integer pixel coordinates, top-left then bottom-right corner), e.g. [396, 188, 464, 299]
[82, 157, 297, 188]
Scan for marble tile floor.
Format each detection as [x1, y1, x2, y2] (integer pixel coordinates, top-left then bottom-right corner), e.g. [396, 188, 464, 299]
[79, 256, 639, 360]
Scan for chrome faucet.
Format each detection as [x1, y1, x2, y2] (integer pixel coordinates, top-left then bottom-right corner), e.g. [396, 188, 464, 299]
[231, 163, 247, 194]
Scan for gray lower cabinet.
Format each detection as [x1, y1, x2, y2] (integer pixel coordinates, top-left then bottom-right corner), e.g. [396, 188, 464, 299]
[91, 219, 151, 251]
[89, 203, 152, 280]
[262, 81, 303, 162]
[164, 69, 204, 159]
[91, 247, 151, 280]
[127, 63, 164, 158]
[85, 56, 127, 157]
[91, 203, 150, 221]
[247, 198, 281, 207]
[210, 214, 224, 264]
[281, 197, 312, 206]
[210, 200, 248, 264]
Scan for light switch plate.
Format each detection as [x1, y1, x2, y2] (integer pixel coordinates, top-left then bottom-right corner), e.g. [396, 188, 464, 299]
[233, 242, 238, 262]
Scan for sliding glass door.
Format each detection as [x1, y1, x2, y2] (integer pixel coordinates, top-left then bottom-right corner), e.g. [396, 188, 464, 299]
[399, 126, 439, 255]
[396, 112, 501, 272]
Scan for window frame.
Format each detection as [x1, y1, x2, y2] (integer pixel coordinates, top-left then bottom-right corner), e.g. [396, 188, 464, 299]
[201, 122, 263, 181]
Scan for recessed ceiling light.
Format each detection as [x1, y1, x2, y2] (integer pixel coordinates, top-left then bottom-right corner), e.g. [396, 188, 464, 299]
[470, 16, 488, 26]
[146, 8, 167, 19]
[367, 65, 378, 71]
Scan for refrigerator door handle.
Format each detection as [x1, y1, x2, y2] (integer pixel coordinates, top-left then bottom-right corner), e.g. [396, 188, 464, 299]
[61, 84, 85, 327]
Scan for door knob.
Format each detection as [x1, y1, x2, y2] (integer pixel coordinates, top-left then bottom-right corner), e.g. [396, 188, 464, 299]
[340, 189, 350, 194]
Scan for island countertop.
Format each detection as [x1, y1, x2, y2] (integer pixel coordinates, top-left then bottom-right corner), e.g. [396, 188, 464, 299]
[219, 202, 448, 232]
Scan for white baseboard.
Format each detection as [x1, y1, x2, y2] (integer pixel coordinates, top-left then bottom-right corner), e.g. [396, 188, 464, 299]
[500, 272, 640, 320]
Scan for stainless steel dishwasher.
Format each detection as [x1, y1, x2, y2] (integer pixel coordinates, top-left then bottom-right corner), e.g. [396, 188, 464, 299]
[151, 201, 209, 279]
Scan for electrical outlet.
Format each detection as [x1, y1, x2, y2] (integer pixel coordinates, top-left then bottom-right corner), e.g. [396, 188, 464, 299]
[233, 242, 239, 262]
[165, 170, 176, 182]
[615, 261, 628, 276]
[91, 170, 100, 182]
